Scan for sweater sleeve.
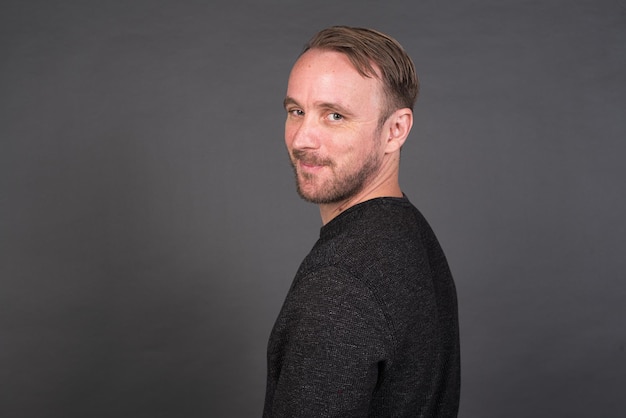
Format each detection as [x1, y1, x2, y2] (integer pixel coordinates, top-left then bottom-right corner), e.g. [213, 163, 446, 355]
[264, 266, 393, 418]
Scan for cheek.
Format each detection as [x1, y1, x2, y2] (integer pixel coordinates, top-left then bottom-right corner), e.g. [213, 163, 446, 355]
[343, 134, 379, 164]
[284, 117, 302, 141]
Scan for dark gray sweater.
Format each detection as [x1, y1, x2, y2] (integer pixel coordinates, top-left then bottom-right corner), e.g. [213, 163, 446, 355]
[264, 196, 460, 417]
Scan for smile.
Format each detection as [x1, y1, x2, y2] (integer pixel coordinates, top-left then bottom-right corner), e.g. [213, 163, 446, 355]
[298, 160, 326, 173]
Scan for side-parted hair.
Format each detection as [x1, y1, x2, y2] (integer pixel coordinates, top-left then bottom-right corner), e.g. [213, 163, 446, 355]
[302, 26, 419, 123]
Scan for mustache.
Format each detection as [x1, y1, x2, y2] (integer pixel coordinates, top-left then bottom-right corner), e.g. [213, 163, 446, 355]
[291, 149, 332, 167]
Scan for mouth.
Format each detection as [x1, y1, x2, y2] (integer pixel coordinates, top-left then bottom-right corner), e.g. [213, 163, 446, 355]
[299, 159, 324, 169]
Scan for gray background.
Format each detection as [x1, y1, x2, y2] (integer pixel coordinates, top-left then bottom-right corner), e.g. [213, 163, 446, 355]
[1, 0, 625, 417]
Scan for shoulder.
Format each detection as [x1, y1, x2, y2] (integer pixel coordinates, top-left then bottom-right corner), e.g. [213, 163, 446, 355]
[331, 197, 428, 243]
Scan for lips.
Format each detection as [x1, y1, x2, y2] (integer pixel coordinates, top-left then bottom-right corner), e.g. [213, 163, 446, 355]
[296, 160, 324, 176]
[296, 158, 329, 176]
[299, 159, 323, 168]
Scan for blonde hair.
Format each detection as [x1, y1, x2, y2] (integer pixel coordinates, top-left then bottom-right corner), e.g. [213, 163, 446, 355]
[303, 26, 419, 124]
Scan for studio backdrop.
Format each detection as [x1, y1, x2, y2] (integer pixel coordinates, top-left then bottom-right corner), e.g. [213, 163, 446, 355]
[1, 0, 625, 417]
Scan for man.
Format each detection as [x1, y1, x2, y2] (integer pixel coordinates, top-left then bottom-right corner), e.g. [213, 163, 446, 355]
[264, 26, 460, 417]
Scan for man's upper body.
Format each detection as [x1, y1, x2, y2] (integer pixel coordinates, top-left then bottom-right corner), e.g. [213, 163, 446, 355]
[264, 196, 460, 417]
[264, 26, 460, 417]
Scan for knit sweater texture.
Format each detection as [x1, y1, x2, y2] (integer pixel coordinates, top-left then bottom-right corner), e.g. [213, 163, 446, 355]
[264, 196, 460, 417]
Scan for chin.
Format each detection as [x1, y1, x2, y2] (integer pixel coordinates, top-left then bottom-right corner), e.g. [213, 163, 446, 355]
[295, 182, 324, 204]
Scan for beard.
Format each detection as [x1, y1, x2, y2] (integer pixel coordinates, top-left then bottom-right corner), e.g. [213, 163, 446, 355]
[289, 148, 382, 205]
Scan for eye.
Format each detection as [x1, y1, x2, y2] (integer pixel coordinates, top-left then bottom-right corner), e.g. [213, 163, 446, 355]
[287, 109, 304, 117]
[327, 113, 343, 121]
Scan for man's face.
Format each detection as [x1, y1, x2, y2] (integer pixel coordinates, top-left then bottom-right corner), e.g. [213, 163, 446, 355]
[284, 49, 389, 204]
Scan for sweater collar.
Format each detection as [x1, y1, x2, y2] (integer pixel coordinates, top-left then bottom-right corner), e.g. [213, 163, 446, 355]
[319, 195, 410, 239]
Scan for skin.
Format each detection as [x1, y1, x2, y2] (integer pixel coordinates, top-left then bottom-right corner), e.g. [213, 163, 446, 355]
[284, 48, 414, 224]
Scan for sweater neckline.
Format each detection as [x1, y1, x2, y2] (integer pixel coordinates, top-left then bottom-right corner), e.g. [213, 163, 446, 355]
[319, 195, 411, 238]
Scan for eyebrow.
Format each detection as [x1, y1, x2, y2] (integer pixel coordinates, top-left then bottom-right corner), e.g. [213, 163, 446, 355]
[283, 96, 355, 117]
[283, 96, 299, 109]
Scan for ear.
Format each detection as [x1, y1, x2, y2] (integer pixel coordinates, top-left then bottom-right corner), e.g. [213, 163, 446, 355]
[384, 108, 413, 154]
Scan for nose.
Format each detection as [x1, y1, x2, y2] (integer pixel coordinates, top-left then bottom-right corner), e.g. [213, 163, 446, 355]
[287, 115, 320, 151]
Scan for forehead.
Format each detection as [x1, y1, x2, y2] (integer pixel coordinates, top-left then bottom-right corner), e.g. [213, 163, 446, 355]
[287, 49, 384, 108]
